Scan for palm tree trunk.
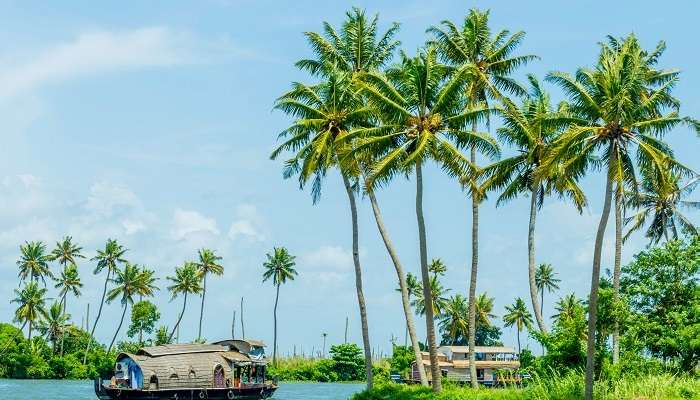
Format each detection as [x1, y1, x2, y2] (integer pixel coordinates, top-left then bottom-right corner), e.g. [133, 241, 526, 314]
[169, 292, 188, 343]
[468, 145, 478, 389]
[528, 187, 547, 334]
[612, 190, 622, 365]
[415, 162, 441, 392]
[585, 165, 615, 400]
[28, 320, 32, 342]
[108, 303, 128, 352]
[84, 269, 111, 364]
[273, 283, 280, 366]
[60, 292, 67, 357]
[367, 188, 428, 386]
[517, 329, 521, 355]
[341, 171, 373, 390]
[198, 274, 207, 341]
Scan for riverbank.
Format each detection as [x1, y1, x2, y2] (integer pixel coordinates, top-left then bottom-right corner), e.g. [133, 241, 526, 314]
[351, 374, 700, 400]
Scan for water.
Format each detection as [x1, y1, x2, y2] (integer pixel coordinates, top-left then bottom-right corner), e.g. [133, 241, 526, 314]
[0, 380, 365, 400]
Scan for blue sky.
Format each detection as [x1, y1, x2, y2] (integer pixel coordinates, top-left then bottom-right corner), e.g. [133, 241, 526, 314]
[0, 0, 698, 357]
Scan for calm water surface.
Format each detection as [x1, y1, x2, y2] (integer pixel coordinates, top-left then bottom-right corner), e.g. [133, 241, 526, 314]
[0, 380, 365, 399]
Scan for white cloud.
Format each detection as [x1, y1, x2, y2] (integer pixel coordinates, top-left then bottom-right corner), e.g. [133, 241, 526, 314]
[122, 219, 146, 235]
[0, 174, 49, 219]
[172, 208, 219, 241]
[85, 181, 140, 217]
[302, 245, 353, 270]
[0, 27, 228, 99]
[227, 204, 265, 242]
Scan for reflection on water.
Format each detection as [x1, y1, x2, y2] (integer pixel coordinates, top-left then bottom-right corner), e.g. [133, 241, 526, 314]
[0, 380, 364, 400]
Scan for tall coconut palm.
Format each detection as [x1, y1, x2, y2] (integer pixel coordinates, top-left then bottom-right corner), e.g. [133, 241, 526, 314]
[49, 236, 84, 270]
[54, 264, 82, 356]
[167, 262, 203, 342]
[353, 47, 498, 392]
[535, 263, 560, 321]
[272, 65, 379, 388]
[428, 10, 536, 386]
[428, 258, 447, 277]
[413, 275, 451, 318]
[542, 35, 697, 399]
[473, 293, 496, 328]
[552, 293, 584, 323]
[625, 169, 699, 244]
[11, 282, 48, 341]
[262, 247, 298, 366]
[503, 298, 533, 355]
[194, 248, 224, 341]
[481, 76, 585, 334]
[106, 263, 157, 352]
[438, 294, 469, 345]
[38, 301, 69, 354]
[17, 241, 52, 285]
[84, 239, 127, 363]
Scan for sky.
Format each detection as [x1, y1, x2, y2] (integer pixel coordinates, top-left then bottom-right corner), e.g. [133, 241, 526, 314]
[0, 0, 699, 358]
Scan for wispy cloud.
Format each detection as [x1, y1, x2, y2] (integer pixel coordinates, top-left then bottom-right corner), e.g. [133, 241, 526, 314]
[0, 27, 236, 99]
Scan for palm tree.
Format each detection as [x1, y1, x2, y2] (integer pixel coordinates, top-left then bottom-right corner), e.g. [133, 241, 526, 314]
[552, 293, 584, 323]
[428, 258, 447, 277]
[106, 263, 157, 352]
[17, 241, 52, 285]
[542, 35, 696, 399]
[262, 247, 298, 366]
[167, 262, 203, 342]
[194, 248, 224, 341]
[412, 275, 450, 318]
[38, 301, 69, 354]
[280, 9, 406, 388]
[474, 293, 496, 328]
[535, 263, 560, 321]
[54, 264, 82, 355]
[625, 169, 699, 244]
[481, 76, 585, 334]
[428, 9, 536, 388]
[49, 236, 84, 270]
[84, 239, 127, 363]
[135, 266, 158, 342]
[354, 47, 497, 392]
[503, 298, 533, 355]
[11, 282, 48, 341]
[438, 295, 469, 345]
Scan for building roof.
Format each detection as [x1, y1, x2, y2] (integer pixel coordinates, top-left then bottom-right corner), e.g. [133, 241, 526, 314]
[438, 346, 516, 354]
[137, 344, 228, 357]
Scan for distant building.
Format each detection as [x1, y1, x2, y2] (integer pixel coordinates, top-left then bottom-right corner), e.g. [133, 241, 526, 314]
[411, 346, 520, 385]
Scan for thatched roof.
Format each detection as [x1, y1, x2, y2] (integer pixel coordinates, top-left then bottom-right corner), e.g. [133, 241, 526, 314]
[137, 344, 227, 357]
[438, 346, 516, 354]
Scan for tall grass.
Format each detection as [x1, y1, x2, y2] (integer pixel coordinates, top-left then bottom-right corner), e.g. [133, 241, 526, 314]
[352, 373, 700, 400]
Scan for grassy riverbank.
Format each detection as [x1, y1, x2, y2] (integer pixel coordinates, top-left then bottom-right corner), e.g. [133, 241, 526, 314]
[352, 374, 700, 400]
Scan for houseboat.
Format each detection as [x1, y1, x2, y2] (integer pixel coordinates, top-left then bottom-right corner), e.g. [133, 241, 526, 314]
[411, 345, 521, 386]
[94, 339, 277, 400]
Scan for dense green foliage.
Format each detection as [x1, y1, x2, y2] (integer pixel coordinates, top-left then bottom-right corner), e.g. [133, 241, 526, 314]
[268, 343, 372, 382]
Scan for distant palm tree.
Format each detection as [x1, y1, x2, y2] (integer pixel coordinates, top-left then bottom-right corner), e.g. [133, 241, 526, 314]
[413, 275, 450, 318]
[474, 293, 496, 328]
[84, 239, 127, 363]
[535, 263, 560, 321]
[167, 262, 203, 342]
[625, 169, 699, 244]
[54, 264, 82, 355]
[106, 263, 157, 352]
[553, 293, 584, 323]
[49, 236, 84, 269]
[503, 298, 533, 354]
[38, 301, 69, 354]
[428, 10, 536, 388]
[438, 295, 469, 345]
[262, 247, 298, 366]
[195, 248, 224, 341]
[428, 259, 447, 278]
[17, 241, 52, 285]
[11, 282, 48, 341]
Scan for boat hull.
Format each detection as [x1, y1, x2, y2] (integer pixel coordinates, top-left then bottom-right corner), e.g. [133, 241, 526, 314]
[95, 380, 277, 400]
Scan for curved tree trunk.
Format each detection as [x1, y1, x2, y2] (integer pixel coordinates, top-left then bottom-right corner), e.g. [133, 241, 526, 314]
[84, 269, 111, 364]
[468, 146, 479, 389]
[585, 165, 614, 400]
[517, 329, 521, 355]
[60, 292, 67, 357]
[198, 274, 207, 341]
[528, 188, 547, 334]
[108, 303, 128, 352]
[341, 172, 373, 390]
[415, 163, 441, 392]
[367, 188, 428, 386]
[169, 292, 188, 343]
[612, 189, 622, 365]
[273, 283, 280, 366]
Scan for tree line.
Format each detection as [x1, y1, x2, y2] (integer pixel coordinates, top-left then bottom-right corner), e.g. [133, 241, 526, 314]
[270, 7, 699, 400]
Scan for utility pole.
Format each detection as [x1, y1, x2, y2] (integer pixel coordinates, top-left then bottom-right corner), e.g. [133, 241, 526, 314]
[322, 333, 328, 358]
[240, 297, 245, 339]
[231, 310, 236, 339]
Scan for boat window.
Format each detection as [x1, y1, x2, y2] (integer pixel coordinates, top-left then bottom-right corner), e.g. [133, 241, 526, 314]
[214, 365, 225, 388]
[188, 367, 196, 379]
[149, 375, 159, 390]
[168, 367, 178, 380]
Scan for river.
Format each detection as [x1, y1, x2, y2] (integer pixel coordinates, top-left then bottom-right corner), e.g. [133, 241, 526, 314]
[0, 380, 365, 399]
